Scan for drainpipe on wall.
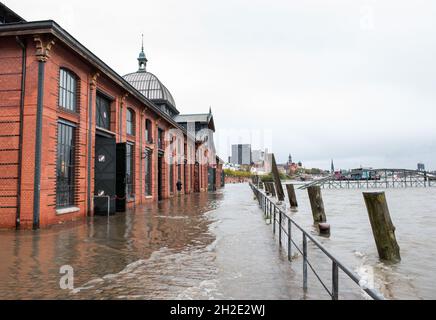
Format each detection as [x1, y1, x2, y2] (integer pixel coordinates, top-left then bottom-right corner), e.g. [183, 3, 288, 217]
[32, 37, 54, 229]
[87, 73, 99, 216]
[15, 36, 26, 230]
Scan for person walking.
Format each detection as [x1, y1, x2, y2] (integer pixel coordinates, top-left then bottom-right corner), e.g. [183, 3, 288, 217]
[176, 180, 183, 194]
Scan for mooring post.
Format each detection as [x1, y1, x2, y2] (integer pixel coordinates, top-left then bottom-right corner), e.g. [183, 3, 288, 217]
[363, 192, 401, 262]
[267, 182, 276, 197]
[424, 171, 427, 187]
[286, 184, 298, 208]
[307, 186, 327, 223]
[271, 154, 285, 201]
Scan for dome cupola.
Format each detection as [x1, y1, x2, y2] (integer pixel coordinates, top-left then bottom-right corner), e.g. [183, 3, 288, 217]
[124, 37, 178, 117]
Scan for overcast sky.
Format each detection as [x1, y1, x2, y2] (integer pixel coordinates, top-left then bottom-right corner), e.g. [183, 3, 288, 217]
[7, 0, 436, 170]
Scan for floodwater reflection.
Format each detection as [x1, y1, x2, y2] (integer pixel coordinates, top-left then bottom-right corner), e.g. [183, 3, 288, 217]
[0, 192, 221, 299]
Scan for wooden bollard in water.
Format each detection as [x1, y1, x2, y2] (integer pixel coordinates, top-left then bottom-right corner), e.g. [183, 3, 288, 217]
[318, 223, 330, 235]
[307, 186, 327, 223]
[265, 182, 270, 195]
[363, 192, 401, 262]
[286, 184, 298, 208]
[269, 182, 277, 197]
[271, 154, 285, 202]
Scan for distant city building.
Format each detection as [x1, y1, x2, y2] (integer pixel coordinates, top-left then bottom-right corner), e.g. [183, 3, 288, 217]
[251, 149, 265, 164]
[417, 163, 425, 172]
[288, 154, 292, 165]
[264, 153, 273, 173]
[331, 159, 335, 173]
[231, 144, 252, 165]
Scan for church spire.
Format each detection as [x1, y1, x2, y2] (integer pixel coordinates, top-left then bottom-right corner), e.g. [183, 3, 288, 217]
[137, 34, 147, 72]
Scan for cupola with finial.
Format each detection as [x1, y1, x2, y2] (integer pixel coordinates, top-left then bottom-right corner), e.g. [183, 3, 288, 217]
[137, 34, 147, 72]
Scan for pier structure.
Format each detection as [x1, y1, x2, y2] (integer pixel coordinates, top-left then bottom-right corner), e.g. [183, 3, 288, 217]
[299, 169, 436, 190]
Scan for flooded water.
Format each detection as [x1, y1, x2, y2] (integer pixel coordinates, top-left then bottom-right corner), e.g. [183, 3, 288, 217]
[282, 182, 436, 300]
[0, 185, 301, 300]
[0, 183, 434, 300]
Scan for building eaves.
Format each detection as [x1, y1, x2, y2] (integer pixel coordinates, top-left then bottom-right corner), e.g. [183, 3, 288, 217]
[0, 20, 192, 138]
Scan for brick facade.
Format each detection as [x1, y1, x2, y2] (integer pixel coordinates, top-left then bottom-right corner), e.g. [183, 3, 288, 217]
[0, 21, 224, 229]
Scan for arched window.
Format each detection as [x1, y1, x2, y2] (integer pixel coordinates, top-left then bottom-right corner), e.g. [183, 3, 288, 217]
[59, 68, 78, 112]
[145, 119, 152, 143]
[126, 108, 135, 136]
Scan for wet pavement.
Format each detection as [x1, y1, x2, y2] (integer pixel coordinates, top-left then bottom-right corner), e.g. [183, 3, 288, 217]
[0, 184, 303, 300]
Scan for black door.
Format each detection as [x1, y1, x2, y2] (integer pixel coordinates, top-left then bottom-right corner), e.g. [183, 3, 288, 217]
[94, 133, 116, 215]
[158, 154, 163, 201]
[116, 143, 127, 212]
[208, 167, 216, 191]
[221, 170, 225, 187]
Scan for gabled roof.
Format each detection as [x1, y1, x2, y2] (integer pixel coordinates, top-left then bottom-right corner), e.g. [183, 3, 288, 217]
[174, 113, 209, 123]
[175, 112, 215, 132]
[0, 2, 25, 23]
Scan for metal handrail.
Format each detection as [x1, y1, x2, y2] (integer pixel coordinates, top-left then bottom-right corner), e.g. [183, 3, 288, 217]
[249, 183, 384, 300]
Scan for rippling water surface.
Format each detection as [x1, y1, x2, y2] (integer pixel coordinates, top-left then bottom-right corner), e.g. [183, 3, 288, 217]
[0, 184, 434, 299]
[278, 182, 436, 300]
[0, 186, 300, 300]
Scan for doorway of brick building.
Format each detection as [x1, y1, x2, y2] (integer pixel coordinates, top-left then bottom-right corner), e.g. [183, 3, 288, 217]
[157, 153, 163, 201]
[115, 142, 127, 212]
[208, 166, 216, 192]
[94, 132, 116, 215]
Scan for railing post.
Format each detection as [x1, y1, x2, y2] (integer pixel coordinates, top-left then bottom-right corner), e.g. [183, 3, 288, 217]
[303, 233, 308, 291]
[287, 220, 292, 261]
[279, 210, 282, 247]
[273, 206, 276, 234]
[332, 261, 339, 300]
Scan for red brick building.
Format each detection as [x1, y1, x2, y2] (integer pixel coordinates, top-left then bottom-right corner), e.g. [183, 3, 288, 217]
[0, 4, 223, 229]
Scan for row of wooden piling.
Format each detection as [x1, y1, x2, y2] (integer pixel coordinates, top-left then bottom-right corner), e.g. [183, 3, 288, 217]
[253, 153, 401, 263]
[258, 180, 401, 262]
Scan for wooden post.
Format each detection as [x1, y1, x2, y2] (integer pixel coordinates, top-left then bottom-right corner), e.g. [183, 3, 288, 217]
[307, 186, 327, 223]
[286, 184, 298, 208]
[269, 182, 276, 197]
[265, 182, 270, 195]
[271, 154, 285, 201]
[363, 192, 401, 262]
